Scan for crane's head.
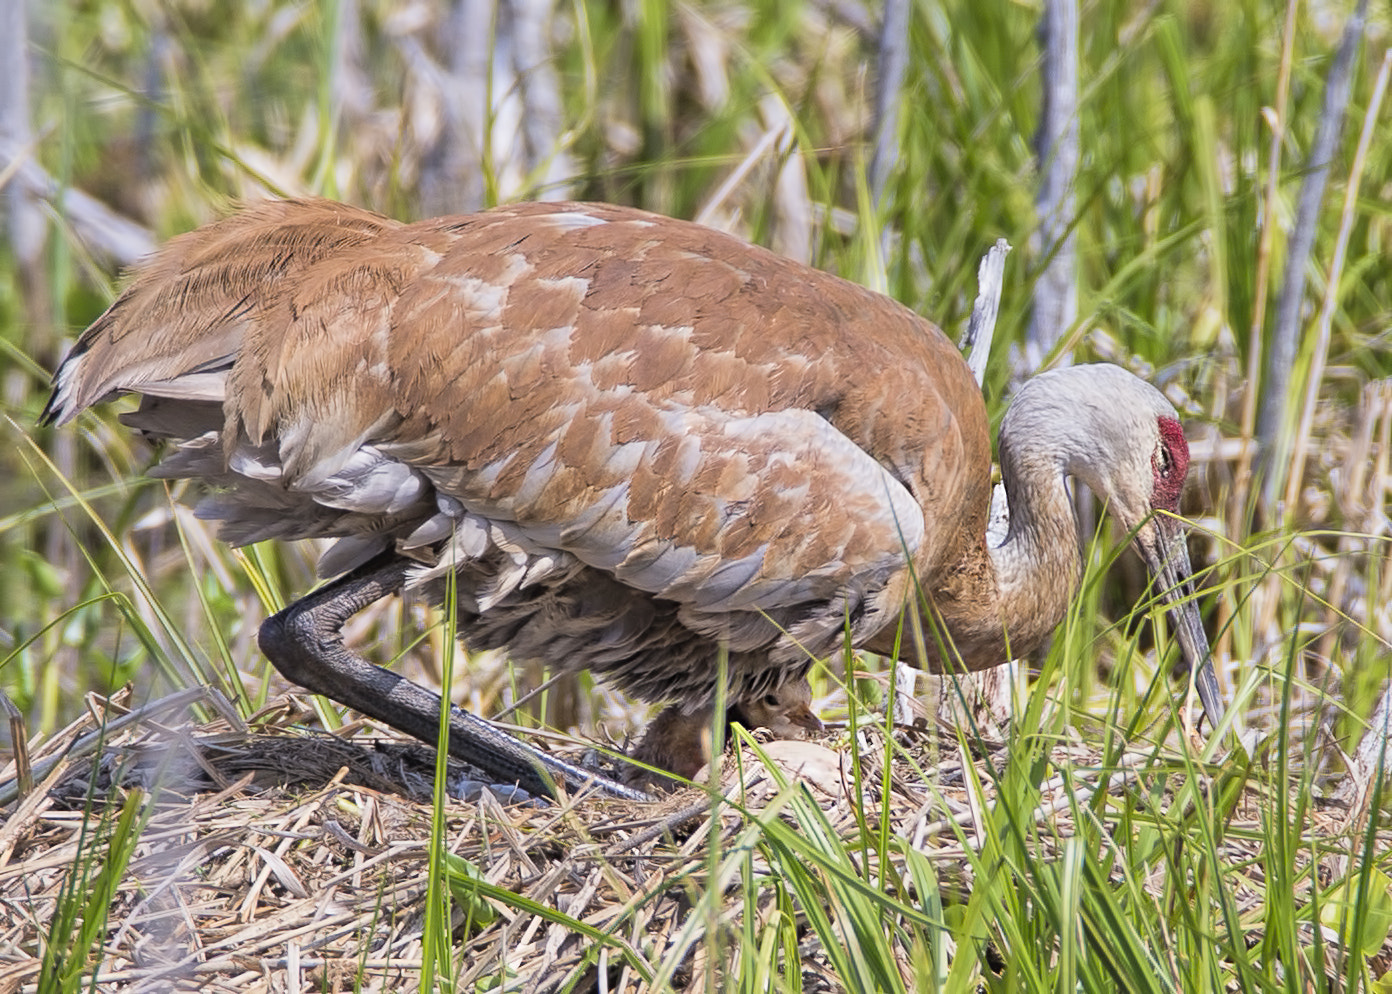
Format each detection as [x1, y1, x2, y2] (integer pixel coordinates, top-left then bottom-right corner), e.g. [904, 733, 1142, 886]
[1005, 364, 1226, 733]
[1126, 412, 1227, 736]
[731, 679, 824, 739]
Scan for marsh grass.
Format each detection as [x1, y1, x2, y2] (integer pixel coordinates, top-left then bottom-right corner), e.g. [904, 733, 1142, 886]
[3, 0, 1391, 989]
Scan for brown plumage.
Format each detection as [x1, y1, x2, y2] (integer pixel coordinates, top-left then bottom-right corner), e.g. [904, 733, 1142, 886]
[43, 198, 1224, 800]
[625, 679, 823, 788]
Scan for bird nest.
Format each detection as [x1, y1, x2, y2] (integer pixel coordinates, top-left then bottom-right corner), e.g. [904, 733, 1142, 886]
[0, 688, 1388, 992]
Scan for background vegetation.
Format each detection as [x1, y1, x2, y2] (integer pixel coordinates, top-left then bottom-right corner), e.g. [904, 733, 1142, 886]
[2, 0, 1391, 989]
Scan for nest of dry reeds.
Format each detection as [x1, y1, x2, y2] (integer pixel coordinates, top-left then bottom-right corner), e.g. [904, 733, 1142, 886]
[2, 685, 1387, 993]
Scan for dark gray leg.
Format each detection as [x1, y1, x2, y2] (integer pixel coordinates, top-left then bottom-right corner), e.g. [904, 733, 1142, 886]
[257, 552, 651, 801]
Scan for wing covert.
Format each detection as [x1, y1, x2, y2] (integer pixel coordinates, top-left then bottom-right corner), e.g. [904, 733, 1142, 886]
[410, 404, 924, 656]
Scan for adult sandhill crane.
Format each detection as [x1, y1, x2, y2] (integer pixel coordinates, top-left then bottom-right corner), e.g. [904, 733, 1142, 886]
[43, 198, 1226, 801]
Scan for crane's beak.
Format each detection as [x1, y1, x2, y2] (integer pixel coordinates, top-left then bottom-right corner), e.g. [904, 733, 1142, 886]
[1137, 514, 1226, 734]
[784, 702, 825, 736]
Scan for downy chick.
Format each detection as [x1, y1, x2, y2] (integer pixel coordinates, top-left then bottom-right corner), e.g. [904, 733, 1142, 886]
[625, 679, 823, 787]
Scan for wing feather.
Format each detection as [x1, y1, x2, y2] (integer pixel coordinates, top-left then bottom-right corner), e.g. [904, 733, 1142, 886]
[414, 404, 924, 655]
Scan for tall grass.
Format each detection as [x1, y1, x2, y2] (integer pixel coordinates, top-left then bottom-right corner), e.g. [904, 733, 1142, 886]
[3, 0, 1391, 989]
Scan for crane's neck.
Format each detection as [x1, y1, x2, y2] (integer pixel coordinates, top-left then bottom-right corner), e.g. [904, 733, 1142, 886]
[986, 437, 1084, 656]
[891, 425, 1086, 673]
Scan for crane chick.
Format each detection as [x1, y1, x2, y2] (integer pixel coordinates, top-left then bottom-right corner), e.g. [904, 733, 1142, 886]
[626, 678, 823, 789]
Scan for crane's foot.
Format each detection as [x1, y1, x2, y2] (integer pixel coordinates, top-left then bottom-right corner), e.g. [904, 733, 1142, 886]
[257, 551, 653, 803]
[445, 776, 540, 806]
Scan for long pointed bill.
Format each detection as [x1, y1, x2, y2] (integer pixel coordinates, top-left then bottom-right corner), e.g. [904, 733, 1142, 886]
[1140, 515, 1226, 733]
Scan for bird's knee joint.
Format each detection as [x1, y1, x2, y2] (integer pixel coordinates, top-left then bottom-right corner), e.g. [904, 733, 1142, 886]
[257, 608, 323, 685]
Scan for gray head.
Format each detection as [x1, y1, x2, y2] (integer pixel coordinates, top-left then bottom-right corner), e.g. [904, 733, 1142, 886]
[1002, 363, 1224, 730]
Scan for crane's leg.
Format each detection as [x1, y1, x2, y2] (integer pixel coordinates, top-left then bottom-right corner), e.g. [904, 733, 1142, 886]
[257, 552, 651, 802]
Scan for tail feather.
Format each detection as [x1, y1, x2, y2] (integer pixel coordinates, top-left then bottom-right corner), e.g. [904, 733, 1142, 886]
[41, 198, 395, 426]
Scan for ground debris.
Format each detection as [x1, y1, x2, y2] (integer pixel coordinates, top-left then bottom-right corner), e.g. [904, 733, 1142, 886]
[0, 690, 1386, 992]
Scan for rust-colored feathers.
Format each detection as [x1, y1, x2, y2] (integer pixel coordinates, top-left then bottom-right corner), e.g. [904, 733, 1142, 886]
[46, 198, 994, 709]
[49, 199, 393, 418]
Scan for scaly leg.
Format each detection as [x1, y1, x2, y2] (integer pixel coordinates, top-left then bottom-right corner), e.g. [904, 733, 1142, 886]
[257, 552, 651, 801]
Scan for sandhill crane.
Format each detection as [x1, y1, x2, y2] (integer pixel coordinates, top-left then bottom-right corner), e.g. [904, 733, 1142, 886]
[43, 198, 1226, 801]
[626, 677, 823, 788]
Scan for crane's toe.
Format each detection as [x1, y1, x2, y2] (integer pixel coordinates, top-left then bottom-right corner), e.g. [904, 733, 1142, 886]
[445, 775, 541, 806]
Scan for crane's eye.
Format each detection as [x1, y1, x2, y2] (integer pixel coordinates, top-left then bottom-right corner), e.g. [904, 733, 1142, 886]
[763, 693, 780, 708]
[1156, 445, 1172, 478]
